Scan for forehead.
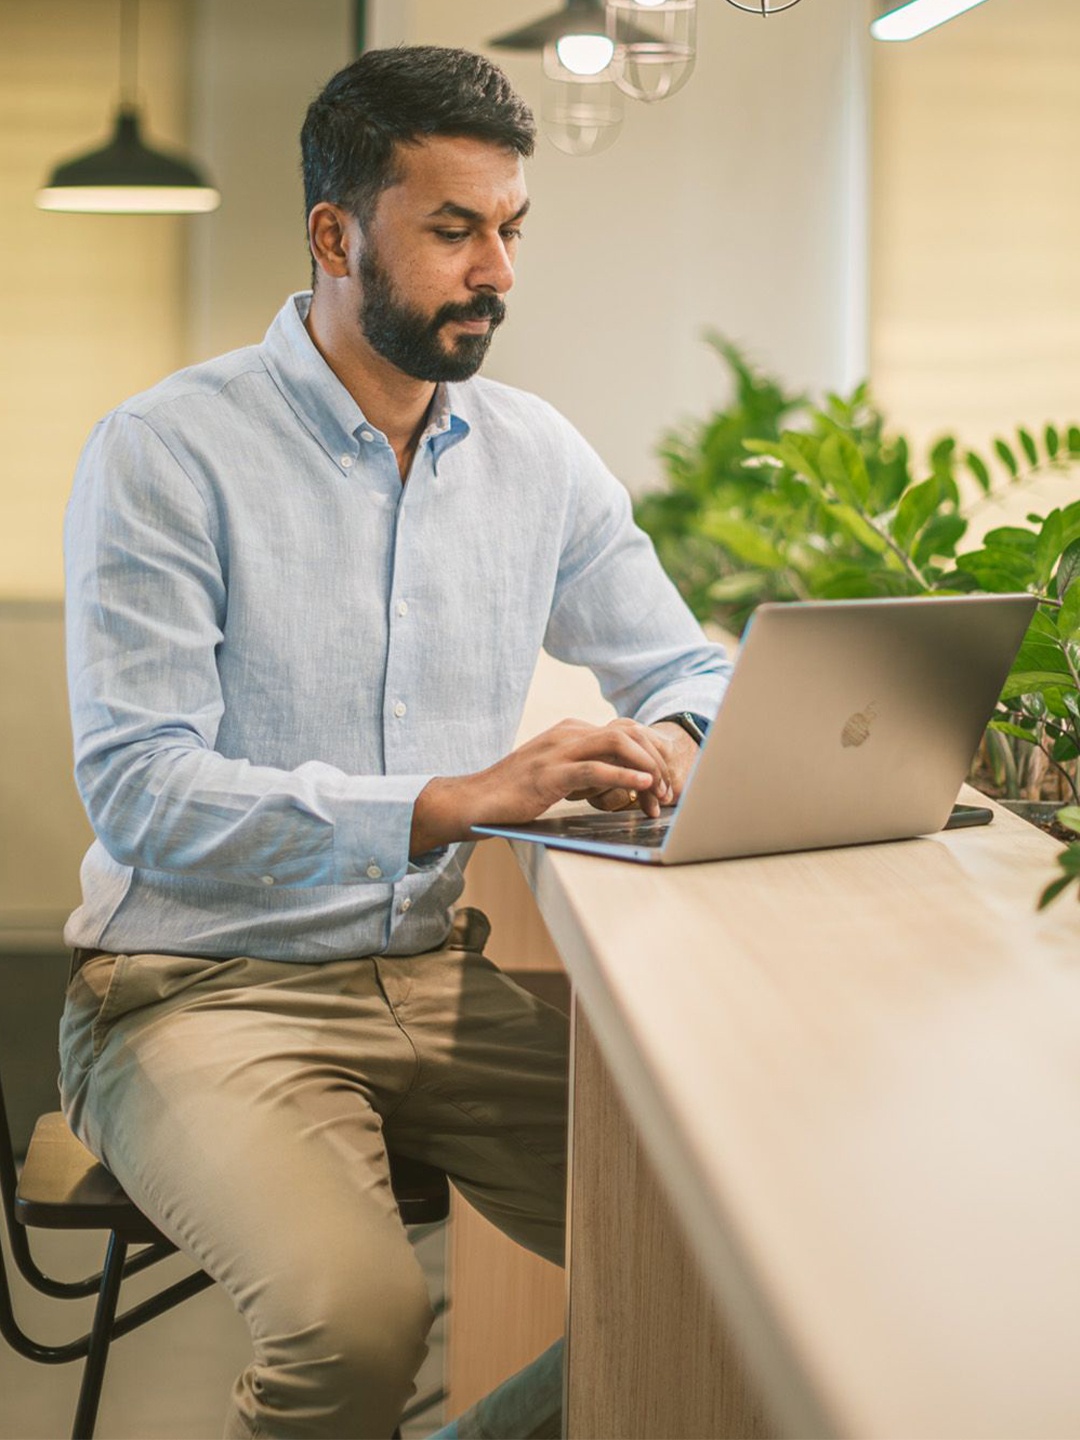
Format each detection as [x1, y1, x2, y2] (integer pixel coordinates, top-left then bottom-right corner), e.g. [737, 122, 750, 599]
[377, 134, 528, 221]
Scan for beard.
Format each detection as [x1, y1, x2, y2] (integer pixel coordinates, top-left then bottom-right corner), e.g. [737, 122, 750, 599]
[357, 243, 506, 383]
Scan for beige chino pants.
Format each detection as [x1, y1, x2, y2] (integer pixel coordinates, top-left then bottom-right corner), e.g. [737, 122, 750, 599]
[58, 909, 569, 1440]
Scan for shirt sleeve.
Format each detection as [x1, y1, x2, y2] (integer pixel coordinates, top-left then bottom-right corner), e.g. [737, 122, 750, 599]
[542, 415, 733, 723]
[65, 411, 434, 889]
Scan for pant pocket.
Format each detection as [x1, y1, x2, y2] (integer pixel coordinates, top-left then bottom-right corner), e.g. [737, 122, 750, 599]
[59, 954, 127, 1080]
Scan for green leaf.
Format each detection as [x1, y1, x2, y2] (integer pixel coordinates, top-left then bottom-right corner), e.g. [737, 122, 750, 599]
[891, 476, 942, 553]
[1057, 807, 1080, 835]
[699, 514, 786, 569]
[929, 436, 957, 467]
[706, 571, 774, 602]
[1057, 577, 1080, 641]
[954, 548, 1036, 591]
[965, 451, 992, 493]
[1010, 608, 1072, 676]
[1052, 733, 1080, 762]
[825, 502, 890, 556]
[1068, 425, 1080, 456]
[913, 513, 966, 568]
[994, 439, 1020, 477]
[1000, 671, 1077, 700]
[987, 720, 1038, 743]
[982, 526, 1038, 554]
[1046, 424, 1061, 460]
[1035, 509, 1066, 589]
[1038, 872, 1077, 910]
[1055, 539, 1080, 598]
[743, 436, 822, 491]
[1018, 427, 1039, 466]
[818, 432, 871, 509]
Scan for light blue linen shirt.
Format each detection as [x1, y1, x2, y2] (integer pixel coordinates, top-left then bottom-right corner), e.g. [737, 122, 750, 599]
[63, 293, 731, 961]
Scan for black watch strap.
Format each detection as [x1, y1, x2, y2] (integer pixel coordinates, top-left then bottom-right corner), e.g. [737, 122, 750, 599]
[655, 712, 710, 745]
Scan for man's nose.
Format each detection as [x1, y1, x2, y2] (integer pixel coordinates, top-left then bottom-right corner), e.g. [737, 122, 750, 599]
[470, 235, 515, 295]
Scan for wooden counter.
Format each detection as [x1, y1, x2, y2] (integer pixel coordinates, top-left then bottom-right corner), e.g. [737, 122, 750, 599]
[521, 793, 1080, 1438]
[448, 648, 1080, 1438]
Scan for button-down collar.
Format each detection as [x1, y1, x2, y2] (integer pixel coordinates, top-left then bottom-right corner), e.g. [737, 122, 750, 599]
[262, 292, 470, 476]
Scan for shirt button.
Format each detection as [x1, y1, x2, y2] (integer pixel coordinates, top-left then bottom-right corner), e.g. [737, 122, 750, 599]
[399, 897, 412, 914]
[359, 430, 374, 443]
[366, 862, 383, 880]
[393, 700, 407, 718]
[261, 874, 275, 886]
[396, 600, 408, 618]
[340, 454, 354, 469]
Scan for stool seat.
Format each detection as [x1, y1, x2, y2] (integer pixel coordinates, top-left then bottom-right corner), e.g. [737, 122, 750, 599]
[17, 1110, 451, 1233]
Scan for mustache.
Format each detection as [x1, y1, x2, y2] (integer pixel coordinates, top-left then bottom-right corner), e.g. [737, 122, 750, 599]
[434, 293, 507, 329]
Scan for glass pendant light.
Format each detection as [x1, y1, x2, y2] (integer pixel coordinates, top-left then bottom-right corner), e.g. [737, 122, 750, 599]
[35, 0, 219, 215]
[541, 43, 624, 157]
[491, 0, 623, 158]
[606, 0, 696, 105]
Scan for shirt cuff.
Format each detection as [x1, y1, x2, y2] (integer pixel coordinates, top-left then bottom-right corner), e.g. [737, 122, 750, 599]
[331, 774, 436, 885]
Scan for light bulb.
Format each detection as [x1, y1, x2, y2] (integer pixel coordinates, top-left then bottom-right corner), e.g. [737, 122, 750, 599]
[555, 33, 615, 75]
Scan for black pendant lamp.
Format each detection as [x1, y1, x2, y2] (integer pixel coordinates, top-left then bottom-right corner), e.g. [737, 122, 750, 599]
[490, 0, 611, 55]
[36, 0, 219, 215]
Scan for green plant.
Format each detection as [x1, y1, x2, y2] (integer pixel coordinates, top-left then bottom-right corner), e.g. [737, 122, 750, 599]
[635, 339, 1080, 903]
[1040, 809, 1080, 909]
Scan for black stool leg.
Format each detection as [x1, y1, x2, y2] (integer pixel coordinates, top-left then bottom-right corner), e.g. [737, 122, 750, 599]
[72, 1231, 128, 1440]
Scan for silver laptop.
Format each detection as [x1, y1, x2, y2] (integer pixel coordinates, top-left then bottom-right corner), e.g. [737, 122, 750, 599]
[472, 593, 1037, 865]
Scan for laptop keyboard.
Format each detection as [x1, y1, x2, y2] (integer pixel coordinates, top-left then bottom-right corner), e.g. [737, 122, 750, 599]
[551, 813, 672, 848]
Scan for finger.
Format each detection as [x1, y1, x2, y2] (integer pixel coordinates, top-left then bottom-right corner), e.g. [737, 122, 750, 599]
[581, 728, 671, 803]
[588, 787, 634, 812]
[567, 762, 655, 799]
[604, 721, 675, 804]
[588, 786, 663, 818]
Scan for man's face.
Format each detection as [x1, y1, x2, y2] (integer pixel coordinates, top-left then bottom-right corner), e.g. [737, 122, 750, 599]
[354, 135, 529, 383]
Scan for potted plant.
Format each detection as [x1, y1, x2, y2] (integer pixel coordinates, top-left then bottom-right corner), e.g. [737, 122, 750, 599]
[634, 340, 1080, 906]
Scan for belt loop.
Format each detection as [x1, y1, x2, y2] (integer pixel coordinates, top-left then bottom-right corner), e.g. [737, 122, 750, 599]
[69, 948, 110, 982]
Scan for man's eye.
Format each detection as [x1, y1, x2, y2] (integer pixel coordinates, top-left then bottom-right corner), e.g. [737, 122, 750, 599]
[435, 229, 470, 243]
[501, 228, 523, 242]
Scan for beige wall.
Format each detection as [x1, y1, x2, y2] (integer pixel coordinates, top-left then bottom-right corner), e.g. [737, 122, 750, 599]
[871, 0, 1080, 463]
[372, 0, 870, 493]
[0, 0, 193, 601]
[187, 0, 354, 361]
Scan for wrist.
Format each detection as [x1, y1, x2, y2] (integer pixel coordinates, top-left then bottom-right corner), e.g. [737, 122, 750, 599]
[653, 712, 710, 746]
[411, 775, 473, 855]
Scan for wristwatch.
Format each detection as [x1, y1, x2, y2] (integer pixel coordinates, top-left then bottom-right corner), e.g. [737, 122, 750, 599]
[655, 712, 710, 745]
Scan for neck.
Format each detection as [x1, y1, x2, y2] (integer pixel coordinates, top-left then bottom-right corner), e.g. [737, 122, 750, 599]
[305, 287, 434, 482]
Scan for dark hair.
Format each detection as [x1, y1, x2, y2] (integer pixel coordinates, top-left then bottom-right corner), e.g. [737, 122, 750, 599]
[301, 46, 535, 236]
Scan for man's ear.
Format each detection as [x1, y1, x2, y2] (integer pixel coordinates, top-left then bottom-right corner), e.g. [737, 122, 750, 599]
[308, 203, 355, 281]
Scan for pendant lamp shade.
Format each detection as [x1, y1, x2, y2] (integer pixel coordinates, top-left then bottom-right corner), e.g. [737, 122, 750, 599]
[490, 0, 609, 52]
[35, 0, 219, 215]
[36, 106, 219, 214]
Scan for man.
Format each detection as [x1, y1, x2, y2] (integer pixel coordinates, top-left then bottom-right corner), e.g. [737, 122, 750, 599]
[61, 46, 729, 1440]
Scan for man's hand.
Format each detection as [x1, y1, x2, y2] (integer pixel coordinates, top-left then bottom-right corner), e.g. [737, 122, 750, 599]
[585, 719, 700, 815]
[410, 717, 683, 856]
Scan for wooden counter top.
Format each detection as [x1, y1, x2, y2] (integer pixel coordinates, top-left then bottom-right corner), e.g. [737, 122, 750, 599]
[511, 789, 1080, 1438]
